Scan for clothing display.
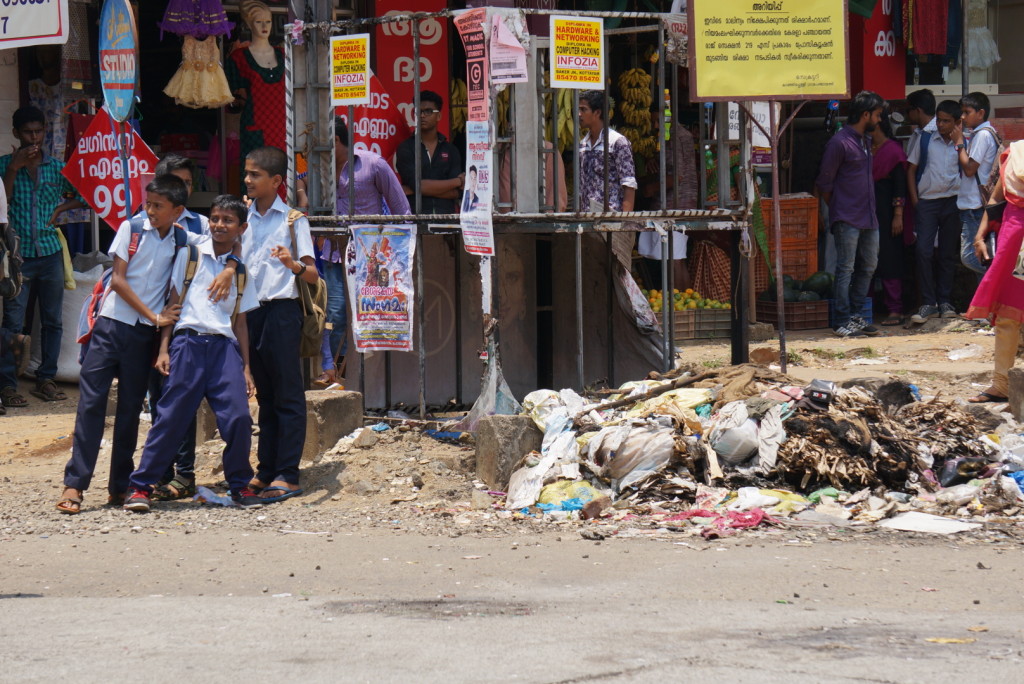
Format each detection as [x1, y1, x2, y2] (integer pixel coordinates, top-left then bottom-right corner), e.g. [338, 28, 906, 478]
[968, 26, 1001, 70]
[159, 0, 233, 39]
[164, 36, 234, 109]
[226, 45, 287, 199]
[911, 0, 948, 56]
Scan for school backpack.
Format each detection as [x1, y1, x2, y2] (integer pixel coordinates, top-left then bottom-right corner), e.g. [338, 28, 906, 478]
[175, 244, 248, 323]
[972, 126, 1007, 204]
[914, 127, 932, 184]
[0, 222, 22, 300]
[287, 209, 327, 358]
[75, 217, 187, 356]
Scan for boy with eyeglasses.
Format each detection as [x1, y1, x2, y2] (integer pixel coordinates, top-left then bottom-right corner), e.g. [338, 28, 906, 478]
[396, 90, 464, 215]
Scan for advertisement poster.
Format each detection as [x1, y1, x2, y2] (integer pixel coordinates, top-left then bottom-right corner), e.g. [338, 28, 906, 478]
[346, 224, 418, 352]
[0, 0, 69, 50]
[454, 8, 489, 122]
[62, 107, 159, 230]
[98, 0, 138, 122]
[336, 73, 411, 161]
[460, 121, 494, 256]
[549, 16, 603, 89]
[688, 0, 849, 101]
[374, 1, 450, 135]
[490, 14, 528, 84]
[330, 33, 370, 106]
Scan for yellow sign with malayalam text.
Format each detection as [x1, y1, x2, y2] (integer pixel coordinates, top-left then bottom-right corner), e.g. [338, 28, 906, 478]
[688, 0, 849, 101]
[550, 16, 604, 89]
[331, 34, 370, 106]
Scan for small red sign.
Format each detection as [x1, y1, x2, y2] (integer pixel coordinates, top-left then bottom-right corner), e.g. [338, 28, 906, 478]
[62, 107, 159, 230]
[337, 74, 412, 162]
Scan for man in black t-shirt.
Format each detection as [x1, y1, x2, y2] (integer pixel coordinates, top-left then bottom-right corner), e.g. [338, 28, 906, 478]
[396, 90, 464, 215]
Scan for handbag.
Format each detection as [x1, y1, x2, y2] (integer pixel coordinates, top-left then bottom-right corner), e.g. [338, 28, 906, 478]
[985, 200, 1006, 223]
[287, 209, 327, 358]
[55, 228, 77, 291]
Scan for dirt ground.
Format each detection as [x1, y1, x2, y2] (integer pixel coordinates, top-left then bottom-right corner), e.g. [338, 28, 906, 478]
[3, 318, 1024, 682]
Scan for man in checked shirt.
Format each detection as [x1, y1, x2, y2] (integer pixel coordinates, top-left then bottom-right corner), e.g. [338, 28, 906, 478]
[0, 106, 85, 408]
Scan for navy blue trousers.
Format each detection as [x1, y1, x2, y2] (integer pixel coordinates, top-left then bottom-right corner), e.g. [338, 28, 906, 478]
[65, 317, 156, 495]
[130, 334, 253, 492]
[148, 368, 198, 480]
[248, 299, 305, 485]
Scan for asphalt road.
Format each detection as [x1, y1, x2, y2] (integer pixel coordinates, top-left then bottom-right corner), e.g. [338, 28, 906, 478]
[2, 528, 1021, 683]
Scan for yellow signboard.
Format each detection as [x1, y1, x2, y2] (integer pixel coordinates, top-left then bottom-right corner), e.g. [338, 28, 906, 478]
[688, 0, 849, 101]
[331, 34, 370, 106]
[550, 16, 604, 89]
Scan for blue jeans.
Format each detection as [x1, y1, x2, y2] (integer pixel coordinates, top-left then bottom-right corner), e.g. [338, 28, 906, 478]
[960, 207, 988, 275]
[832, 222, 879, 328]
[0, 252, 64, 388]
[322, 260, 347, 369]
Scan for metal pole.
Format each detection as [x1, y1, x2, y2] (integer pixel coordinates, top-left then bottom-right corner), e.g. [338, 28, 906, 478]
[572, 88, 583, 390]
[658, 23, 671, 374]
[961, 0, 970, 96]
[285, 36, 295, 206]
[413, 16, 426, 419]
[603, 27, 613, 388]
[770, 101, 787, 374]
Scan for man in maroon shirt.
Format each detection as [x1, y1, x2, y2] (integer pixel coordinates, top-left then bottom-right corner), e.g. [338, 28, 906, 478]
[816, 91, 886, 338]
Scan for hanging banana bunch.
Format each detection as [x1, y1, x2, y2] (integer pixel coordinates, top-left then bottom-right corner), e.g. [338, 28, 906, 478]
[616, 67, 656, 163]
[450, 78, 468, 135]
[555, 88, 575, 153]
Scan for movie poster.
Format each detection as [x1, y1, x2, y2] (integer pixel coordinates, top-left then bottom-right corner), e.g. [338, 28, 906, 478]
[346, 224, 417, 352]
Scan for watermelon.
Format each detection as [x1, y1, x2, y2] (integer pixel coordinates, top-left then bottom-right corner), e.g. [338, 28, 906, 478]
[803, 271, 834, 298]
[783, 287, 800, 303]
[797, 291, 821, 302]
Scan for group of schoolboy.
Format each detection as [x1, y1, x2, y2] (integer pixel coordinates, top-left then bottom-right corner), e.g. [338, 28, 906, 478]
[56, 146, 318, 514]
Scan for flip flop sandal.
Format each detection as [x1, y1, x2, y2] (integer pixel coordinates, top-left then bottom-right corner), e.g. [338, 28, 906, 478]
[56, 493, 83, 515]
[880, 315, 904, 327]
[10, 334, 30, 377]
[153, 477, 196, 501]
[31, 380, 67, 402]
[258, 486, 304, 503]
[967, 391, 1008, 404]
[0, 386, 28, 408]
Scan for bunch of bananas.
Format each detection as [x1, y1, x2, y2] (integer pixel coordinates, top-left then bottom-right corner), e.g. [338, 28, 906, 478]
[450, 78, 468, 134]
[554, 87, 575, 153]
[617, 67, 657, 161]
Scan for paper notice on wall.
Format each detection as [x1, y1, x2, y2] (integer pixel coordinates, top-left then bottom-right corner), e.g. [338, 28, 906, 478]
[346, 224, 417, 352]
[454, 8, 489, 122]
[490, 14, 528, 83]
[460, 121, 494, 256]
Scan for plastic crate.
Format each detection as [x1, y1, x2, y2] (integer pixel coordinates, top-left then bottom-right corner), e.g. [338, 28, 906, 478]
[761, 194, 819, 243]
[654, 310, 695, 342]
[694, 309, 732, 339]
[756, 299, 831, 330]
[769, 239, 818, 281]
[830, 298, 874, 328]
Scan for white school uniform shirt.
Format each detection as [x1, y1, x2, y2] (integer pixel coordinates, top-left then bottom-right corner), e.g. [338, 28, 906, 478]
[907, 128, 960, 200]
[177, 207, 210, 236]
[100, 219, 204, 326]
[957, 121, 999, 210]
[241, 196, 315, 302]
[0, 180, 8, 223]
[170, 237, 259, 340]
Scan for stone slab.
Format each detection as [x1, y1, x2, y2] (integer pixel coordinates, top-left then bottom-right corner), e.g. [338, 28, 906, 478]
[475, 414, 543, 491]
[1008, 368, 1024, 421]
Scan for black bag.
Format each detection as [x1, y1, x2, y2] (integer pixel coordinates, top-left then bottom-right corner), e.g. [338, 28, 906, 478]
[0, 223, 23, 300]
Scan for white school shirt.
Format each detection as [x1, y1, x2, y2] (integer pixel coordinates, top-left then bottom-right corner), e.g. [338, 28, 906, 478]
[907, 129, 959, 200]
[100, 219, 203, 326]
[170, 237, 259, 340]
[178, 207, 210, 236]
[241, 196, 315, 302]
[957, 121, 999, 210]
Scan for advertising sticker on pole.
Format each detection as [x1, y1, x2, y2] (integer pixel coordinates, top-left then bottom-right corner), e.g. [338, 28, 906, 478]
[337, 73, 411, 161]
[550, 16, 603, 89]
[460, 121, 495, 256]
[490, 13, 528, 84]
[98, 0, 138, 123]
[454, 8, 489, 122]
[346, 224, 418, 352]
[0, 0, 70, 50]
[331, 33, 371, 106]
[62, 107, 158, 231]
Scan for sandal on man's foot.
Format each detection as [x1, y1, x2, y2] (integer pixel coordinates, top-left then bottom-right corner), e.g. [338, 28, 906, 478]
[9, 334, 30, 377]
[1, 386, 28, 408]
[153, 476, 196, 501]
[312, 371, 336, 389]
[880, 314, 904, 327]
[967, 391, 1008, 404]
[30, 379, 67, 402]
[56, 489, 83, 515]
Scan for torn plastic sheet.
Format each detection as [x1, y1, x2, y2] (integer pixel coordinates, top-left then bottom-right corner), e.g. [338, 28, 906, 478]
[454, 338, 522, 433]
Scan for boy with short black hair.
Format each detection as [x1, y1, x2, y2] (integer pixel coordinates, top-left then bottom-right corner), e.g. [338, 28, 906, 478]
[243, 146, 319, 502]
[155, 153, 208, 236]
[124, 194, 260, 511]
[56, 175, 235, 514]
[953, 92, 1000, 276]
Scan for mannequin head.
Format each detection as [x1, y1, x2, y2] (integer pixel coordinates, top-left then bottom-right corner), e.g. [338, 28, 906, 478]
[240, 1, 273, 42]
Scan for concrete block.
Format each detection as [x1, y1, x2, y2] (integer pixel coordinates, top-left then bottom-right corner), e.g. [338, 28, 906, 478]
[1008, 368, 1024, 421]
[475, 414, 543, 490]
[302, 390, 364, 464]
[196, 390, 363, 464]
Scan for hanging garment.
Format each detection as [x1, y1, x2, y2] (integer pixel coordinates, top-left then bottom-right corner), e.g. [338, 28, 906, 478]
[164, 36, 234, 109]
[968, 26, 1001, 70]
[911, 0, 948, 55]
[159, 0, 234, 39]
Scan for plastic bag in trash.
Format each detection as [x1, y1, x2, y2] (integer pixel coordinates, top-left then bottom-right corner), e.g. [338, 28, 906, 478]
[609, 424, 676, 491]
[727, 486, 780, 511]
[506, 411, 579, 509]
[538, 480, 599, 506]
[708, 402, 758, 465]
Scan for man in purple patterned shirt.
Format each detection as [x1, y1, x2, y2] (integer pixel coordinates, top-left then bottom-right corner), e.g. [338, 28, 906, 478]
[315, 118, 410, 386]
[578, 90, 636, 212]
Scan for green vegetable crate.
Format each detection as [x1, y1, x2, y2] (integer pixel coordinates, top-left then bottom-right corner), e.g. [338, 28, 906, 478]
[695, 309, 732, 338]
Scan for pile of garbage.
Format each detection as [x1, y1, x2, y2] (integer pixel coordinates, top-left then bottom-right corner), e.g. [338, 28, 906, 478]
[501, 365, 1024, 536]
